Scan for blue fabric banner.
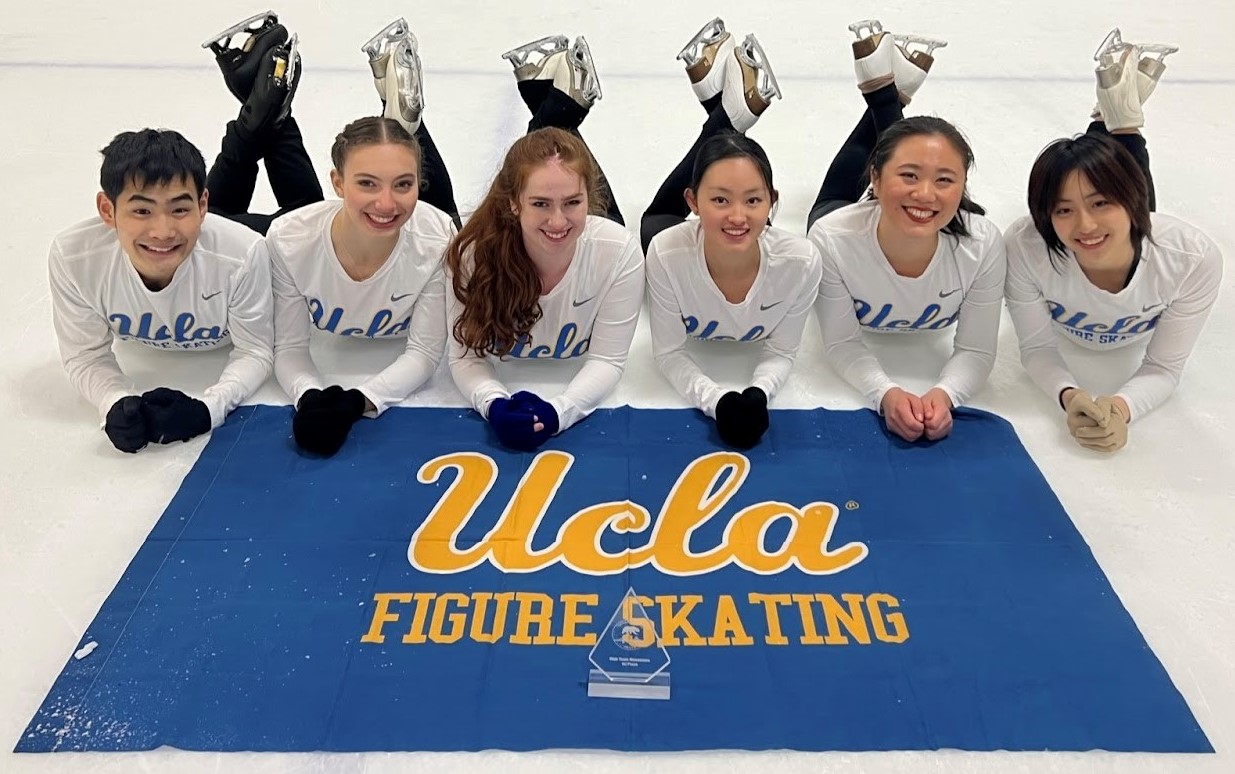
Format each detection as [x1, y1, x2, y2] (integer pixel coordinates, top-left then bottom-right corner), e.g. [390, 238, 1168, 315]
[16, 406, 1211, 753]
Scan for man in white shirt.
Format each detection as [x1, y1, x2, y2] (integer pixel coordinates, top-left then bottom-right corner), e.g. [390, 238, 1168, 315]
[49, 128, 273, 453]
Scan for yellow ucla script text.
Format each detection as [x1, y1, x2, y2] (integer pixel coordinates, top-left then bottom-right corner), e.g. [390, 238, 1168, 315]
[361, 591, 910, 647]
[408, 451, 868, 576]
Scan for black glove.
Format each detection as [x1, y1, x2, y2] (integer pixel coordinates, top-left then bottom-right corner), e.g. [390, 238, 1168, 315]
[104, 395, 148, 453]
[715, 387, 769, 450]
[292, 385, 367, 456]
[141, 387, 211, 444]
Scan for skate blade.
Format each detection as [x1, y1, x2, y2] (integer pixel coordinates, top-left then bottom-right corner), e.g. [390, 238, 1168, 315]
[847, 19, 884, 40]
[676, 17, 727, 64]
[1093, 27, 1124, 61]
[564, 36, 602, 103]
[501, 35, 570, 67]
[201, 10, 278, 52]
[1139, 42, 1179, 62]
[893, 33, 948, 56]
[362, 18, 410, 60]
[737, 34, 781, 101]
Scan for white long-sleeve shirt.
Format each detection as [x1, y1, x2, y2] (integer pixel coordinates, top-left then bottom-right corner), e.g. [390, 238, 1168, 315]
[48, 214, 271, 428]
[265, 200, 455, 416]
[447, 215, 645, 432]
[808, 200, 1007, 409]
[1004, 213, 1223, 420]
[645, 221, 821, 416]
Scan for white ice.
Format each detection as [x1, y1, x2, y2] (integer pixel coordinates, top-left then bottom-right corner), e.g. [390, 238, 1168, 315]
[2, 1, 1233, 772]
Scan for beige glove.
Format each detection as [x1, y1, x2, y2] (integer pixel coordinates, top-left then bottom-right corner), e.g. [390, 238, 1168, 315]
[1064, 389, 1106, 435]
[1069, 395, 1129, 453]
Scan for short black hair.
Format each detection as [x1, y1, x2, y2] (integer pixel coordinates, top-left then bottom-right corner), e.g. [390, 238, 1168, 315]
[99, 129, 207, 203]
[1027, 133, 1152, 269]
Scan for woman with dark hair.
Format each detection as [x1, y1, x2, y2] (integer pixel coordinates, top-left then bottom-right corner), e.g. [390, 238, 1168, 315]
[264, 20, 460, 457]
[1005, 31, 1221, 453]
[641, 18, 814, 450]
[808, 20, 1006, 443]
[446, 35, 643, 452]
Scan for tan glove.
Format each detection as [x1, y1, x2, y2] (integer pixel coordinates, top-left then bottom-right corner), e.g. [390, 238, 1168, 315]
[1064, 389, 1106, 435]
[1073, 396, 1129, 452]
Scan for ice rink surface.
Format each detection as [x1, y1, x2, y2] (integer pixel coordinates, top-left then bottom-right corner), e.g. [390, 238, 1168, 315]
[2, 1, 1233, 771]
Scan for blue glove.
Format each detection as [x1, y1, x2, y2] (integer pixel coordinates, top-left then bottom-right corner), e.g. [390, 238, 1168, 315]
[489, 392, 559, 451]
[510, 391, 560, 440]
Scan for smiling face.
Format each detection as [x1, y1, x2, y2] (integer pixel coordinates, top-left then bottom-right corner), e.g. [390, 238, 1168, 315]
[870, 133, 966, 239]
[97, 176, 207, 290]
[330, 142, 421, 238]
[686, 156, 775, 261]
[1050, 170, 1135, 272]
[514, 158, 589, 262]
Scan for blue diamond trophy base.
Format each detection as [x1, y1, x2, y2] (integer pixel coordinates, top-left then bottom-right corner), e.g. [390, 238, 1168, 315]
[587, 669, 671, 700]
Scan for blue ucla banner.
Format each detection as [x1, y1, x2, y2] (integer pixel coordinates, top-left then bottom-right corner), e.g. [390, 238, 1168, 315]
[16, 406, 1211, 753]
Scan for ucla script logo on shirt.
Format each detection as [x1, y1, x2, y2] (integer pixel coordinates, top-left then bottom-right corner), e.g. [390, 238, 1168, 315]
[1046, 300, 1160, 345]
[853, 298, 960, 332]
[108, 312, 228, 350]
[509, 323, 591, 359]
[359, 451, 912, 650]
[308, 299, 412, 337]
[682, 315, 768, 342]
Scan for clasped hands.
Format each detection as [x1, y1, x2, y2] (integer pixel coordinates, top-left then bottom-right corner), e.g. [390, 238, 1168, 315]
[1062, 388, 1129, 453]
[880, 387, 953, 442]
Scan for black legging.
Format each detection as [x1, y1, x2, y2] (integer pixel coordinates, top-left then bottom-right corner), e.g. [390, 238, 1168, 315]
[638, 106, 735, 252]
[206, 116, 323, 235]
[1086, 120, 1156, 212]
[207, 114, 462, 234]
[528, 89, 624, 226]
[806, 83, 903, 231]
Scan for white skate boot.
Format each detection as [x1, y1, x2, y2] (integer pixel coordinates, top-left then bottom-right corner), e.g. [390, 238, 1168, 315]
[362, 19, 423, 134]
[892, 33, 947, 105]
[721, 33, 782, 132]
[1091, 28, 1179, 119]
[552, 36, 603, 108]
[849, 19, 894, 92]
[676, 17, 737, 105]
[1095, 43, 1145, 131]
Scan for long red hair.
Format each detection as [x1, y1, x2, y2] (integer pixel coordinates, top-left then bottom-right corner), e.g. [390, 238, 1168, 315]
[447, 127, 609, 357]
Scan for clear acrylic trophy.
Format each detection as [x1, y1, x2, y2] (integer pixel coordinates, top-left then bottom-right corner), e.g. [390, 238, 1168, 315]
[587, 587, 671, 700]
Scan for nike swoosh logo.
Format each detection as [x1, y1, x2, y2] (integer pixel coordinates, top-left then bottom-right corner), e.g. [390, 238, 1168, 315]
[201, 291, 223, 301]
[1142, 303, 1161, 313]
[391, 293, 413, 302]
[939, 288, 960, 298]
[572, 296, 595, 307]
[759, 301, 783, 311]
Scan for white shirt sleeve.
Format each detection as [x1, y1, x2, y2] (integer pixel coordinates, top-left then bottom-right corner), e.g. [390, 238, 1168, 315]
[933, 230, 1006, 407]
[750, 250, 822, 402]
[646, 238, 725, 415]
[48, 240, 135, 424]
[445, 270, 510, 419]
[814, 243, 899, 409]
[1116, 235, 1224, 420]
[201, 241, 274, 427]
[1004, 226, 1082, 406]
[270, 242, 324, 406]
[358, 262, 448, 416]
[547, 235, 645, 430]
